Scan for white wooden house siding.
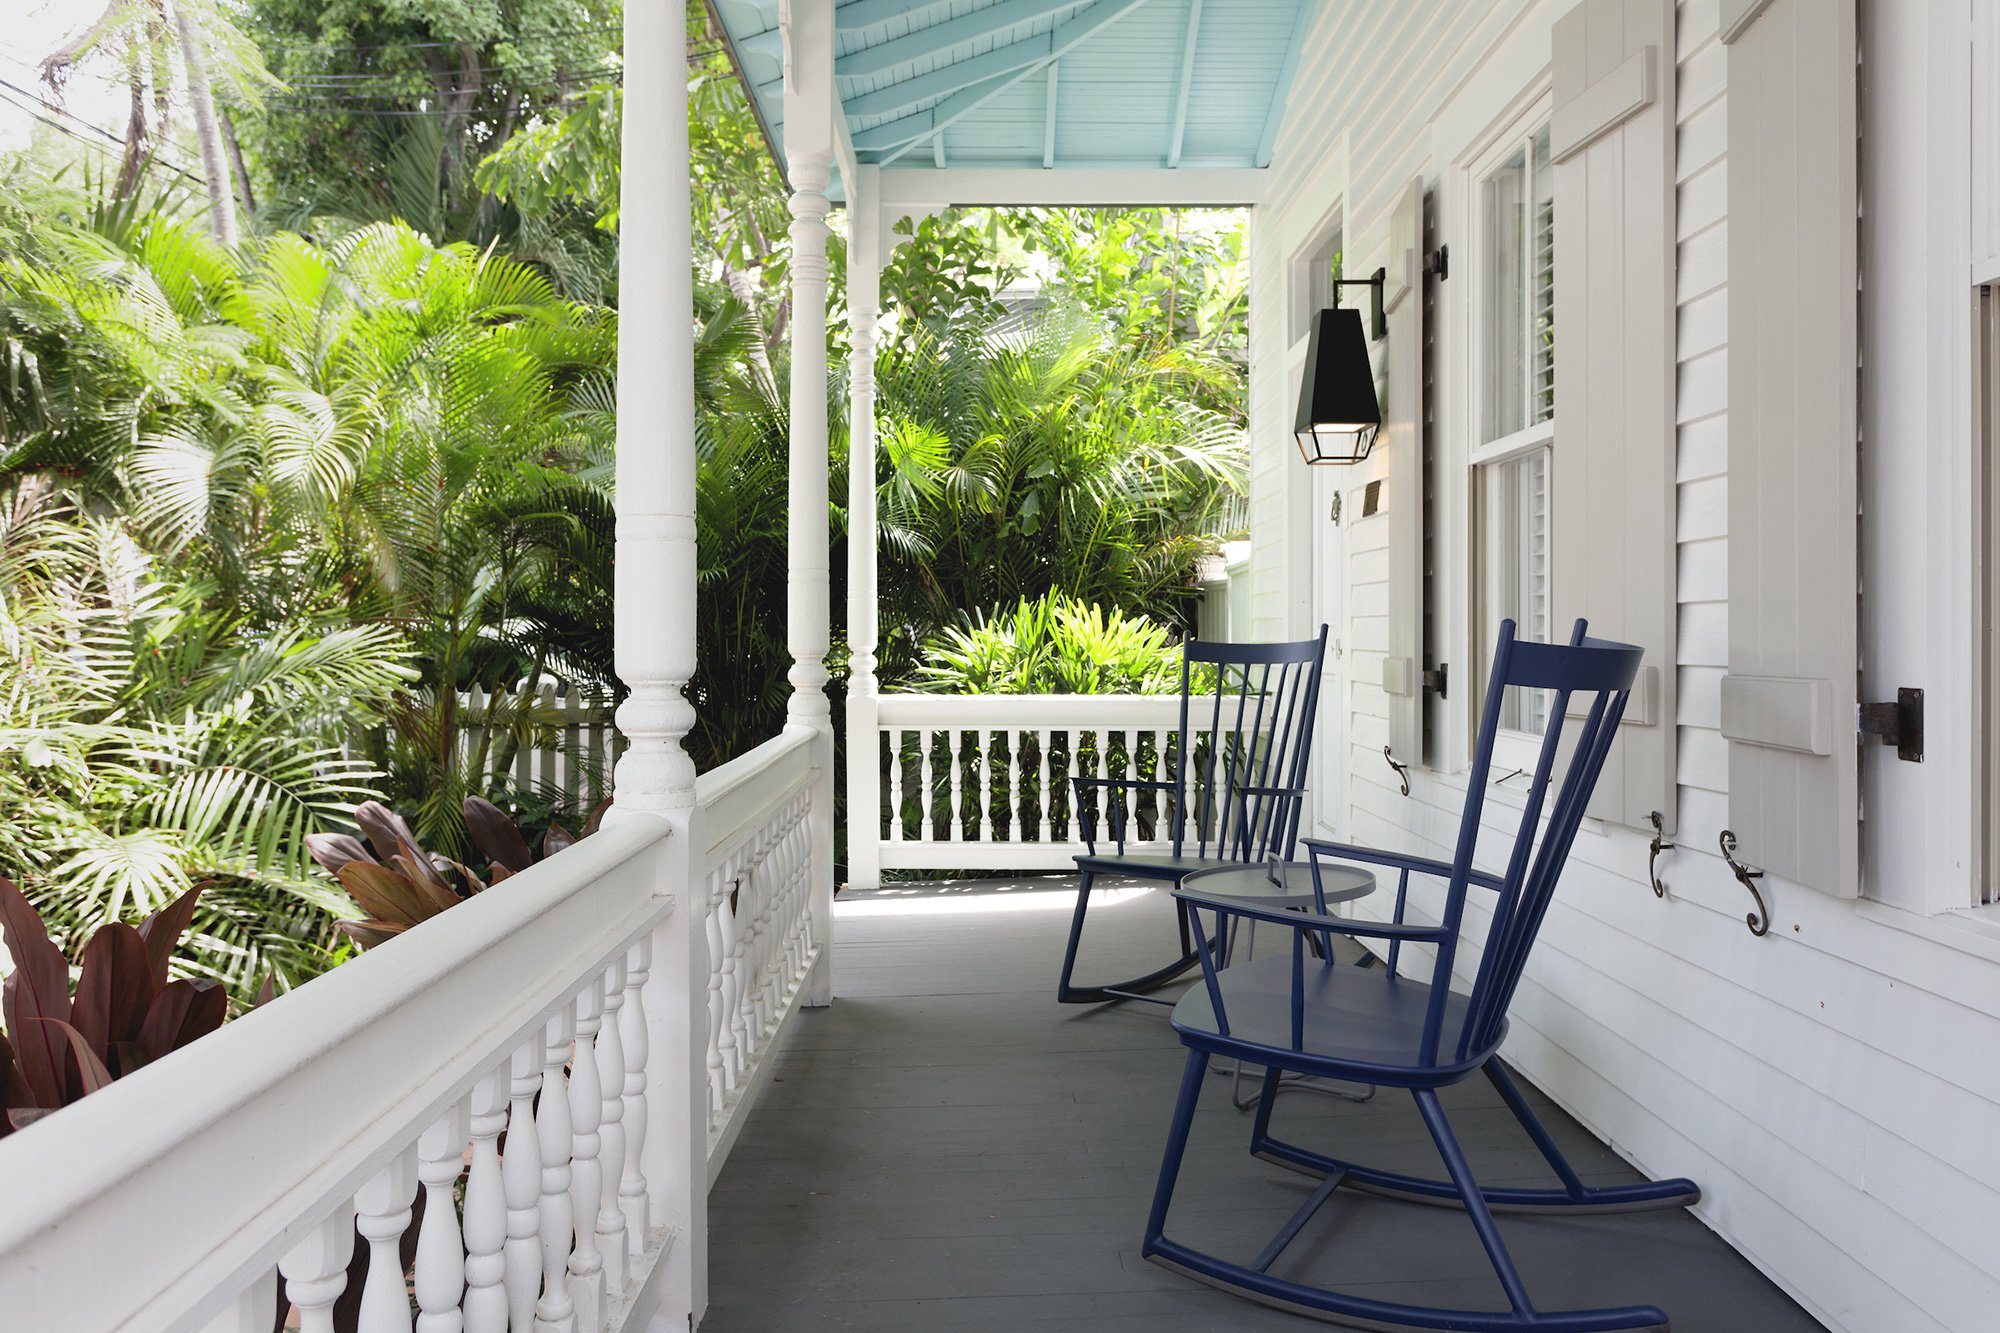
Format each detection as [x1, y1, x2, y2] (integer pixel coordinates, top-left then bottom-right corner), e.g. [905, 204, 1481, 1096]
[1248, 2, 2000, 1331]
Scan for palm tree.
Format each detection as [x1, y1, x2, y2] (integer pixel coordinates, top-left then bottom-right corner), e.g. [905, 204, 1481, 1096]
[871, 302, 1248, 684]
[0, 478, 410, 1003]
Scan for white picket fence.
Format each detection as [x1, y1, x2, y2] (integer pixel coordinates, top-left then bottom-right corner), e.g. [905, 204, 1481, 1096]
[454, 681, 622, 811]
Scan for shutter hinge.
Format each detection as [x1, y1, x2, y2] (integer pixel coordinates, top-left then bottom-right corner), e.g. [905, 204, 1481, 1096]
[1423, 663, 1448, 699]
[1858, 687, 1923, 763]
[1425, 245, 1449, 281]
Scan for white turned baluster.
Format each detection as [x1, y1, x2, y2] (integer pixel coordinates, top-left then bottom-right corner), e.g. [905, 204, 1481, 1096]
[756, 836, 780, 1028]
[502, 1039, 544, 1332]
[738, 848, 765, 1056]
[946, 729, 964, 843]
[887, 731, 904, 841]
[281, 1206, 356, 1333]
[355, 1149, 419, 1333]
[595, 956, 629, 1292]
[731, 855, 757, 1067]
[976, 728, 992, 840]
[566, 983, 606, 1331]
[535, 1009, 577, 1333]
[921, 729, 938, 842]
[719, 866, 745, 1085]
[198, 1271, 278, 1333]
[1038, 728, 1055, 843]
[788, 805, 809, 980]
[414, 1103, 467, 1333]
[1006, 727, 1021, 841]
[618, 936, 651, 1254]
[462, 1070, 508, 1333]
[705, 872, 729, 1112]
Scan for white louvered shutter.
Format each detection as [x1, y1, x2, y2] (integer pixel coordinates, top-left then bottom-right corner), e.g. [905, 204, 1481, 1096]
[1717, 0, 1861, 895]
[1383, 177, 1427, 769]
[1548, 0, 1678, 832]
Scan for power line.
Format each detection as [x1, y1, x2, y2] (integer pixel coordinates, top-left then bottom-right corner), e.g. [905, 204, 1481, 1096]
[0, 81, 205, 185]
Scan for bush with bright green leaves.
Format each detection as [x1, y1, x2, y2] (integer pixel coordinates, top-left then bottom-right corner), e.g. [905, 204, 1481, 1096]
[913, 592, 1190, 696]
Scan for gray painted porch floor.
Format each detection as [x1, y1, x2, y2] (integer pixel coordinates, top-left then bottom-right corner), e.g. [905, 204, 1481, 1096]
[703, 878, 1824, 1332]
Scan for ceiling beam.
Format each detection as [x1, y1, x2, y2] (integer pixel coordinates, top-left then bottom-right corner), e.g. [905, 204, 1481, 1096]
[836, 0, 956, 36]
[861, 0, 1156, 160]
[875, 166, 1269, 207]
[1254, 2, 1315, 168]
[1166, 0, 1203, 169]
[836, 0, 1077, 80]
[831, 34, 1047, 120]
[1043, 61, 1059, 168]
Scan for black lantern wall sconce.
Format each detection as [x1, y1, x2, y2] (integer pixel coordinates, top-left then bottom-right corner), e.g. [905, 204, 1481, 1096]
[1294, 266, 1387, 466]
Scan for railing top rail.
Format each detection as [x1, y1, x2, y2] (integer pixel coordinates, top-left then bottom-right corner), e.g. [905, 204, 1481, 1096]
[0, 815, 674, 1331]
[694, 729, 817, 862]
[874, 693, 1188, 725]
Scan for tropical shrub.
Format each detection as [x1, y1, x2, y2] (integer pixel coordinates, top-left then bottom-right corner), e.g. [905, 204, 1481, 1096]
[914, 593, 1189, 695]
[0, 479, 409, 1002]
[872, 304, 1246, 684]
[0, 878, 229, 1136]
[306, 796, 597, 950]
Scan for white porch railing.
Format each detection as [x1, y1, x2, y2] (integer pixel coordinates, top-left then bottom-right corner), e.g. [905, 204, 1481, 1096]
[690, 729, 822, 1177]
[863, 693, 1187, 878]
[0, 729, 826, 1333]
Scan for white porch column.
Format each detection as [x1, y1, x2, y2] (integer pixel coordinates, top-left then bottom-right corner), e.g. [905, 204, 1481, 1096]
[609, 0, 706, 1323]
[784, 0, 839, 1007]
[844, 165, 884, 894]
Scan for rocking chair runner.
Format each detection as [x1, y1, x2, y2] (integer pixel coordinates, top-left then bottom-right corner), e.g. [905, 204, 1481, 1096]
[1144, 620, 1701, 1333]
[1057, 630, 1328, 1006]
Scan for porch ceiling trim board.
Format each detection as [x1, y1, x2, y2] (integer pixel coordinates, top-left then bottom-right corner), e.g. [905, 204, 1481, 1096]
[875, 165, 1270, 205]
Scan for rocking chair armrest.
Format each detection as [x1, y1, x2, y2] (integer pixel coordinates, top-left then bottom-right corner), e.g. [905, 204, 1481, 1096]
[1228, 783, 1308, 799]
[1171, 887, 1449, 942]
[1071, 777, 1181, 854]
[1301, 838, 1505, 893]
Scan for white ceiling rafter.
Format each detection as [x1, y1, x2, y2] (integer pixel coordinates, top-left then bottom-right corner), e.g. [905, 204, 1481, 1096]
[1253, 0, 1314, 168]
[1166, 0, 1203, 168]
[861, 0, 1156, 163]
[1043, 61, 1060, 168]
[835, 0, 1079, 80]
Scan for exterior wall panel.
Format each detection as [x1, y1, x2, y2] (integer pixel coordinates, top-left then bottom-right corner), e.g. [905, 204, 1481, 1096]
[1250, 2, 2000, 1330]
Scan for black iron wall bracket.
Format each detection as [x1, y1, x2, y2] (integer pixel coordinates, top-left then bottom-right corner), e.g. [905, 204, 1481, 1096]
[1647, 811, 1674, 898]
[1382, 746, 1410, 798]
[1719, 830, 1770, 937]
[1330, 268, 1389, 340]
[1859, 687, 1924, 762]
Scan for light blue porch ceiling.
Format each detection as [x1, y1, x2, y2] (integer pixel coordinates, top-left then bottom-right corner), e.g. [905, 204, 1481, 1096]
[710, 0, 1312, 191]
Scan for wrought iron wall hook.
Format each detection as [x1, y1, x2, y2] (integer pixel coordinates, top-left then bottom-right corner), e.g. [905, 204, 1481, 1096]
[1718, 830, 1769, 937]
[1647, 811, 1675, 898]
[1382, 746, 1410, 797]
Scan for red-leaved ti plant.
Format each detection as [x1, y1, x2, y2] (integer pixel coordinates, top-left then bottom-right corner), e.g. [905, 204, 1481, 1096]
[307, 797, 603, 951]
[0, 876, 227, 1137]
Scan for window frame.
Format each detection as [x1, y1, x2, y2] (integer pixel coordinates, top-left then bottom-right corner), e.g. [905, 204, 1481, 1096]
[1465, 98, 1559, 758]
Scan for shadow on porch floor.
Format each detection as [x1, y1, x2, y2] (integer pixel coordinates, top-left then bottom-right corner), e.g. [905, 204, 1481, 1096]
[703, 877, 1824, 1332]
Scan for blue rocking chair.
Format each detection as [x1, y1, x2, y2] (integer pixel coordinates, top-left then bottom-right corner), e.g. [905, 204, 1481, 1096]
[1144, 620, 1701, 1332]
[1057, 630, 1328, 1005]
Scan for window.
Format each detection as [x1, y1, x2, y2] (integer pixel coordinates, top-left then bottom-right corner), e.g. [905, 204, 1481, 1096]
[1471, 122, 1556, 733]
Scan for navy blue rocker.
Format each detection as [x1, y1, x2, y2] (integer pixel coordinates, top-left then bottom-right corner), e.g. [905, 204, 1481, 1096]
[1056, 630, 1328, 1005]
[1144, 620, 1702, 1331]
